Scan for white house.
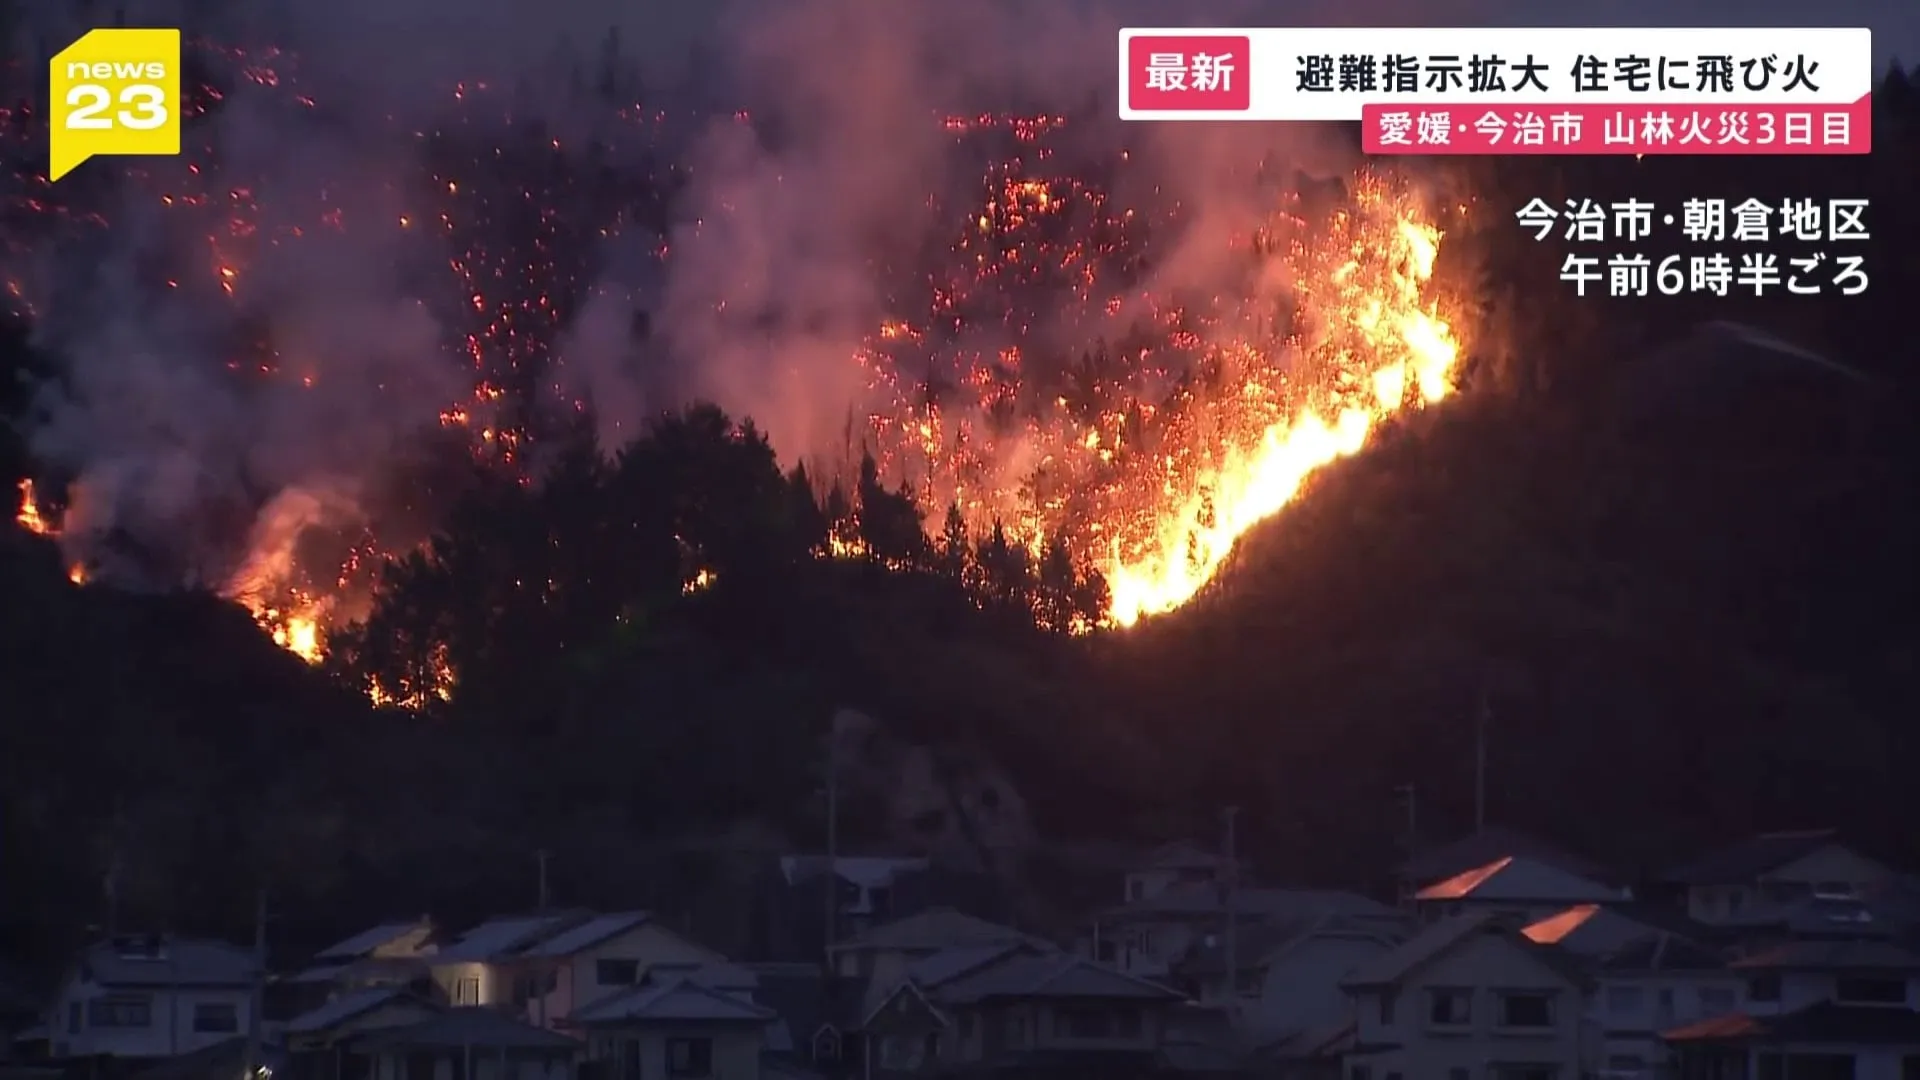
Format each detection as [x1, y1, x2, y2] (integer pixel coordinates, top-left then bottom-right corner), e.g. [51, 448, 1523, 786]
[1174, 908, 1406, 1053]
[427, 911, 589, 1009]
[1414, 856, 1628, 924]
[50, 935, 256, 1059]
[512, 911, 728, 1029]
[1663, 830, 1895, 928]
[1523, 906, 1744, 1078]
[826, 908, 1041, 996]
[1341, 911, 1591, 1080]
[1121, 842, 1240, 905]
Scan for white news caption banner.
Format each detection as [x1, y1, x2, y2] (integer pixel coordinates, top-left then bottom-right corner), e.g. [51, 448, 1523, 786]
[1117, 27, 1873, 122]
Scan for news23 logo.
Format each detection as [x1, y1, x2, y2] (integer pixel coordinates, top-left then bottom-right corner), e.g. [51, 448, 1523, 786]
[49, 28, 182, 182]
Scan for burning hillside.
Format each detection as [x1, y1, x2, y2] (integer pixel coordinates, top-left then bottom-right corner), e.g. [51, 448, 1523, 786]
[2, 33, 1463, 695]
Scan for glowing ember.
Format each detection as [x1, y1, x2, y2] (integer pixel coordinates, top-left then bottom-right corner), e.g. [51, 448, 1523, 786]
[14, 479, 51, 536]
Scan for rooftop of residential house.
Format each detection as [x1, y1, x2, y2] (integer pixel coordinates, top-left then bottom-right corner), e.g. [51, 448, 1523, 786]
[72, 935, 256, 988]
[570, 975, 775, 1027]
[428, 910, 592, 964]
[1662, 829, 1850, 886]
[313, 919, 434, 963]
[1177, 914, 1406, 978]
[1521, 903, 1714, 955]
[1341, 911, 1588, 990]
[350, 1007, 580, 1051]
[1398, 826, 1610, 887]
[1100, 882, 1400, 924]
[927, 952, 1183, 1006]
[1664, 1000, 1920, 1046]
[832, 907, 1039, 953]
[1728, 938, 1920, 971]
[285, 986, 422, 1034]
[1414, 855, 1625, 904]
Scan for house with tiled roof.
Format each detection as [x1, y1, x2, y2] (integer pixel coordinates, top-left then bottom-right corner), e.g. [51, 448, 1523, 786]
[861, 948, 1186, 1076]
[1172, 908, 1408, 1050]
[348, 1007, 579, 1080]
[827, 908, 1045, 1002]
[1340, 912, 1590, 1080]
[574, 971, 775, 1080]
[1089, 883, 1400, 982]
[283, 985, 441, 1054]
[49, 935, 258, 1060]
[1662, 830, 1894, 927]
[514, 911, 725, 1030]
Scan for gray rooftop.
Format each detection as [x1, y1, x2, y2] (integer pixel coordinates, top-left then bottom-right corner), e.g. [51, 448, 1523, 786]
[519, 913, 651, 959]
[77, 937, 255, 988]
[432, 912, 587, 964]
[286, 986, 416, 1034]
[316, 920, 432, 962]
[353, 1008, 580, 1051]
[571, 978, 775, 1026]
[934, 953, 1182, 1005]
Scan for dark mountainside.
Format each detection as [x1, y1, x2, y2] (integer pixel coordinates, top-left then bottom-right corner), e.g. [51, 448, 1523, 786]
[2, 59, 1918, 975]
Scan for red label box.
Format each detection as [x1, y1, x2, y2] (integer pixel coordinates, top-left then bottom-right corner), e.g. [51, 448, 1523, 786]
[1127, 35, 1252, 112]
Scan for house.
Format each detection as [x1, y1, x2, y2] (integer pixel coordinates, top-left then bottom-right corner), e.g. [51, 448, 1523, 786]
[828, 910, 1042, 991]
[49, 936, 256, 1059]
[1174, 906, 1406, 1047]
[1664, 1000, 1920, 1080]
[1122, 843, 1241, 905]
[1663, 830, 1896, 928]
[751, 857, 1009, 965]
[1728, 939, 1920, 1015]
[1398, 829, 1610, 902]
[861, 949, 1187, 1077]
[748, 963, 868, 1079]
[574, 971, 776, 1080]
[1589, 935, 1744, 1079]
[514, 912, 726, 1029]
[1413, 857, 1627, 924]
[346, 1008, 578, 1080]
[1523, 905, 1743, 1077]
[427, 912, 592, 1009]
[1089, 885, 1396, 981]
[291, 920, 438, 988]
[1340, 911, 1590, 1080]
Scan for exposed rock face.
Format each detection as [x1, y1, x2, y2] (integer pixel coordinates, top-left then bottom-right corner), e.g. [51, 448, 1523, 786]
[830, 709, 1035, 867]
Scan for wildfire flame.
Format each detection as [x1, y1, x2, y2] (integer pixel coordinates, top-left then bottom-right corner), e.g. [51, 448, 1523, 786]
[14, 479, 50, 535]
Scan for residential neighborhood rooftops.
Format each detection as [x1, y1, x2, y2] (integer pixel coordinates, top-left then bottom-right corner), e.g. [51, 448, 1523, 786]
[933, 952, 1182, 1005]
[430, 911, 587, 964]
[1342, 911, 1588, 990]
[1397, 826, 1608, 886]
[1665, 1000, 1920, 1045]
[75, 936, 255, 988]
[833, 908, 1035, 953]
[1599, 933, 1727, 974]
[285, 986, 417, 1034]
[518, 911, 651, 958]
[314, 919, 432, 962]
[1662, 829, 1848, 885]
[1101, 883, 1399, 924]
[1414, 855, 1624, 904]
[571, 976, 775, 1026]
[351, 1007, 580, 1051]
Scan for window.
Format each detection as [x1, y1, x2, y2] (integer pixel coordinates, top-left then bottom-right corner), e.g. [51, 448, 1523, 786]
[1699, 987, 1739, 1015]
[1605, 986, 1643, 1014]
[1449, 1070, 1470, 1080]
[880, 1035, 920, 1071]
[1056, 1005, 1115, 1038]
[1005, 1014, 1028, 1044]
[1837, 977, 1908, 1005]
[1133, 931, 1155, 956]
[1379, 991, 1396, 1025]
[1428, 988, 1473, 1026]
[1095, 939, 1117, 963]
[595, 959, 640, 986]
[192, 1002, 239, 1033]
[87, 996, 152, 1028]
[66, 1004, 81, 1033]
[1127, 878, 1146, 901]
[666, 1037, 713, 1078]
[453, 976, 481, 1005]
[1749, 975, 1782, 1002]
[923, 1033, 941, 1061]
[1497, 992, 1554, 1028]
[1349, 1067, 1371, 1080]
[1114, 1008, 1142, 1037]
[619, 1039, 641, 1080]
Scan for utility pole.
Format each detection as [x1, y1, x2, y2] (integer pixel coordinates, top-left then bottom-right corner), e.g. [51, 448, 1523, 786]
[536, 850, 551, 911]
[1474, 689, 1490, 833]
[1395, 784, 1418, 857]
[1223, 806, 1239, 1008]
[241, 889, 267, 1080]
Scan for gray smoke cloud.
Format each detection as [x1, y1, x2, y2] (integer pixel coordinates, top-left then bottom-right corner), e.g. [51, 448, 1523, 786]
[10, 0, 1369, 593]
